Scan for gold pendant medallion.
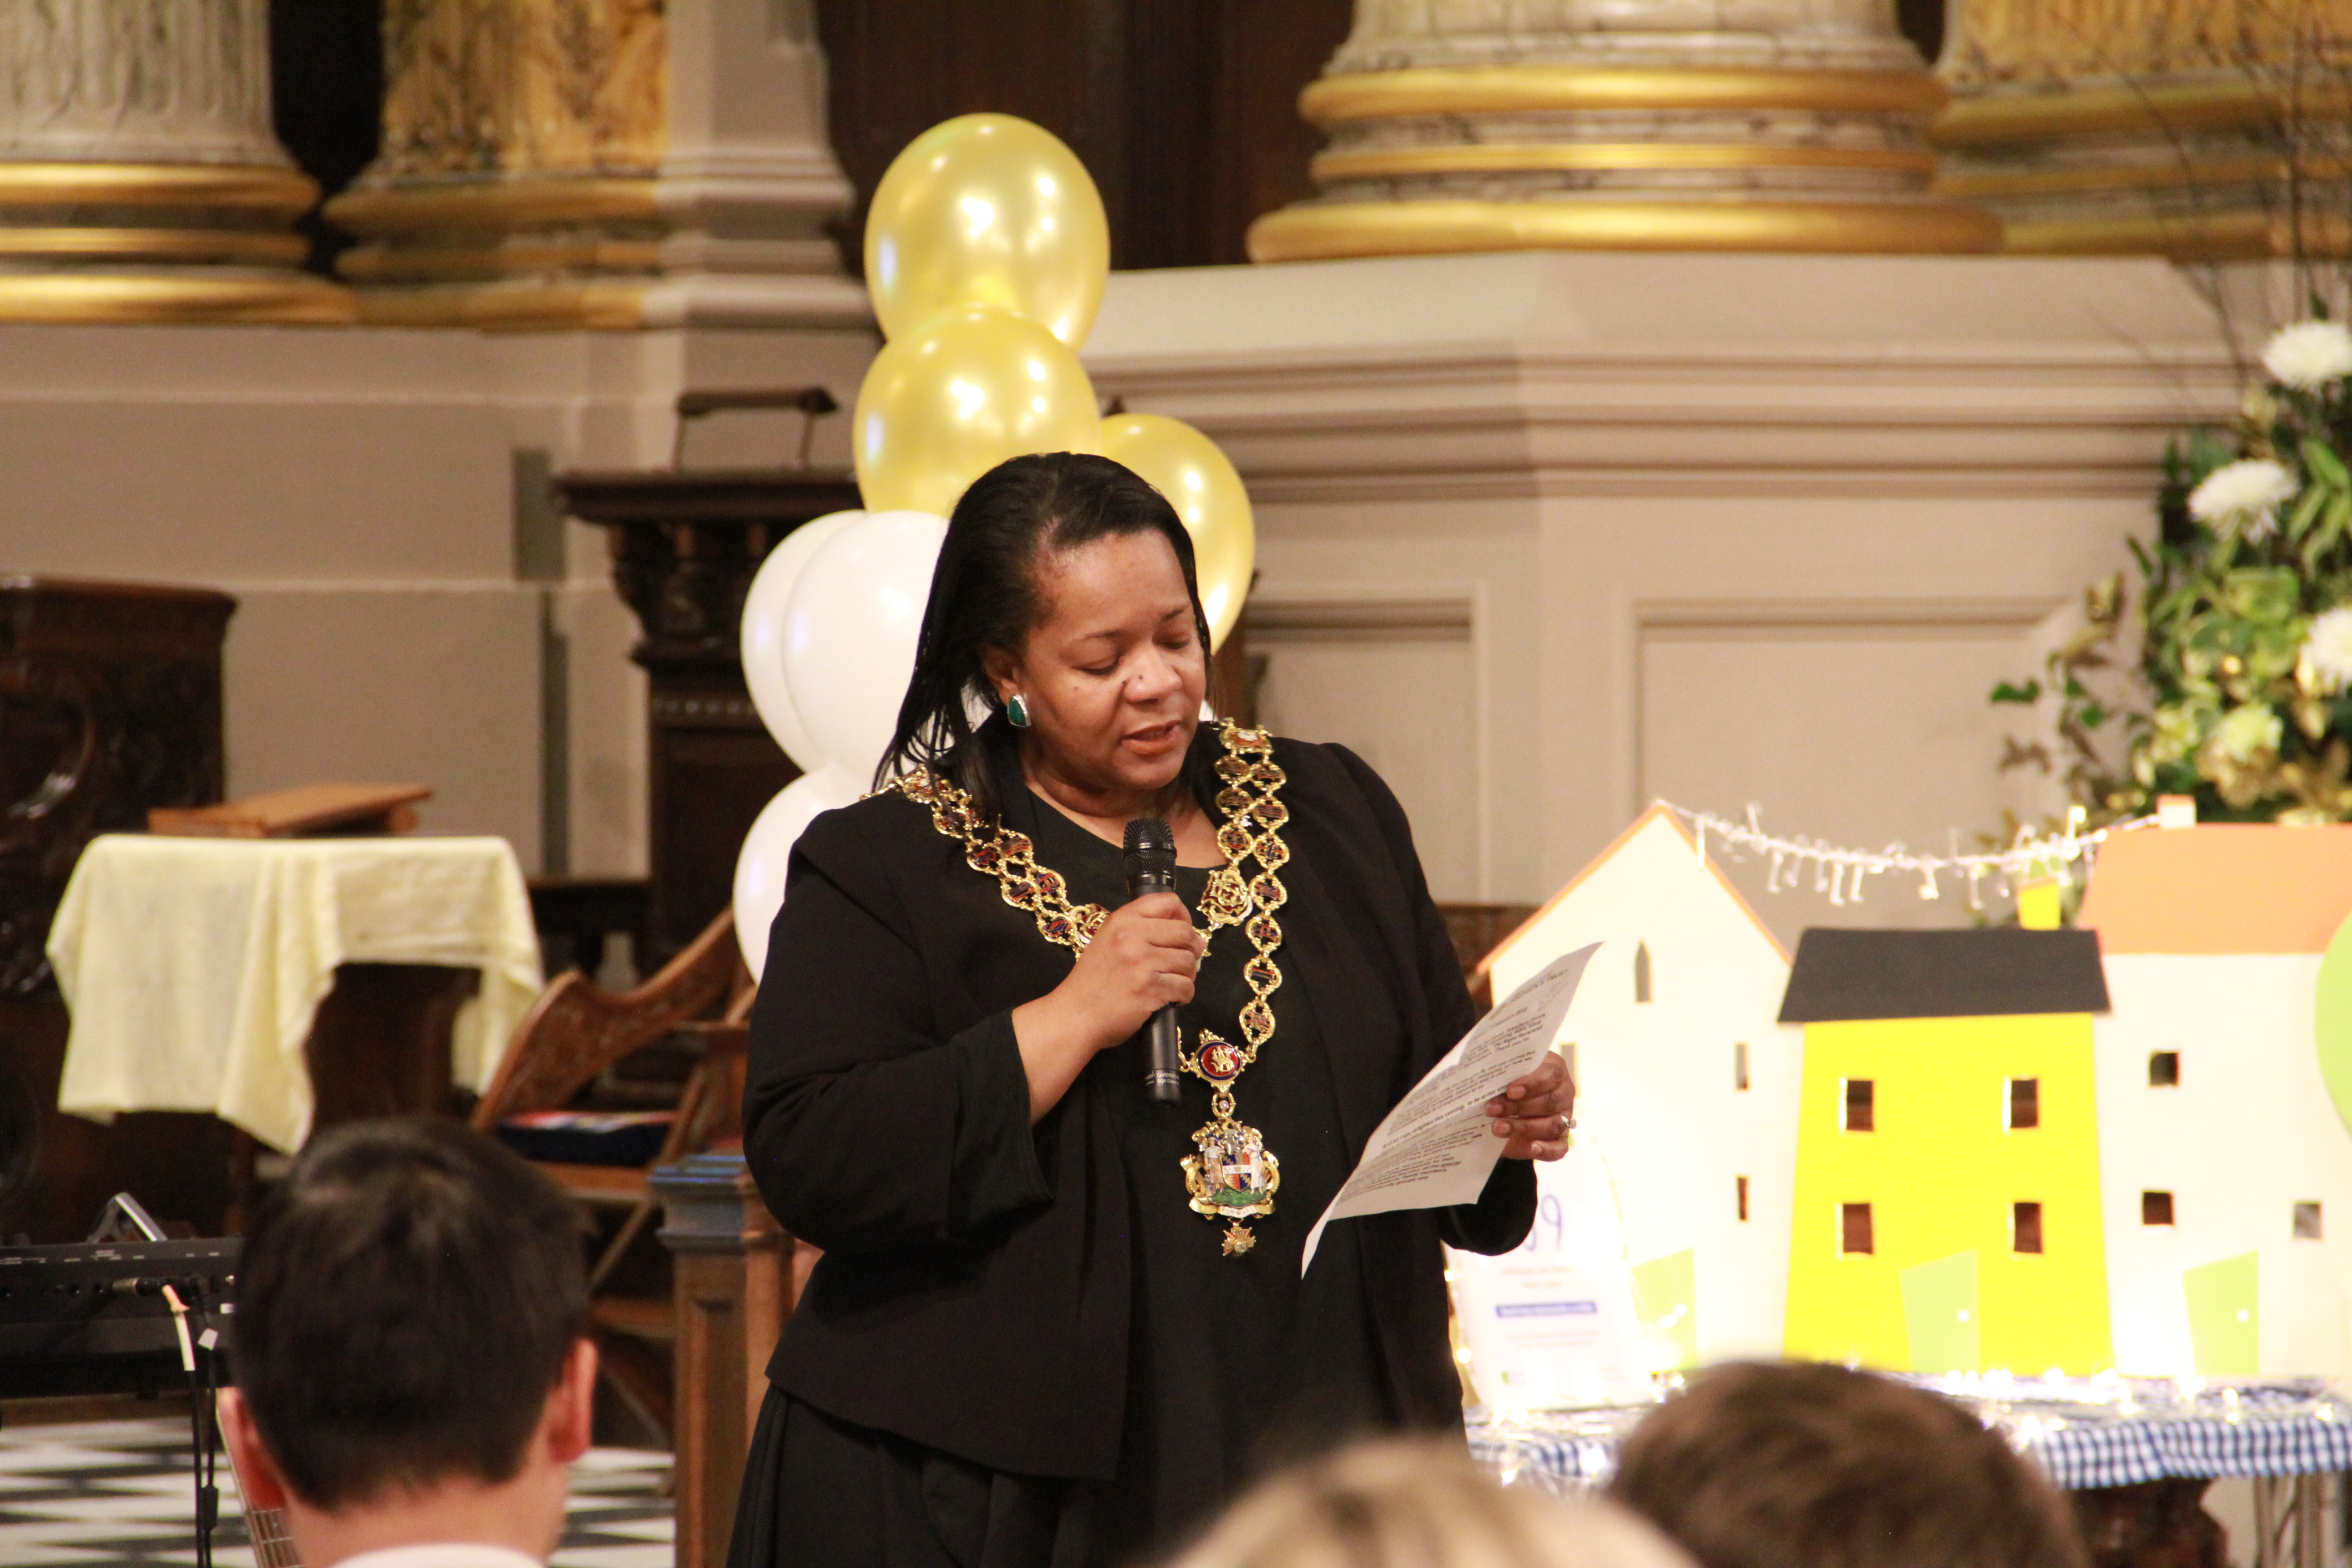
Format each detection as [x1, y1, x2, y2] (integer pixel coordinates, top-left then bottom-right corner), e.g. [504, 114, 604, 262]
[1180, 1029, 1280, 1254]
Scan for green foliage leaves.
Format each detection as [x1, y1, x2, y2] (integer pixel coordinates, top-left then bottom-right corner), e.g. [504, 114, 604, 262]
[1995, 335, 2352, 823]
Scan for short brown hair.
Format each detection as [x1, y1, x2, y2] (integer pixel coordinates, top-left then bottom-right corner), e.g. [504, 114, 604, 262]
[233, 1118, 588, 1509]
[1607, 1362, 2085, 1568]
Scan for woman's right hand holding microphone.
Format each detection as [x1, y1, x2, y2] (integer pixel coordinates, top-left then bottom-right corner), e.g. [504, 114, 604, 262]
[1011, 893, 1204, 1122]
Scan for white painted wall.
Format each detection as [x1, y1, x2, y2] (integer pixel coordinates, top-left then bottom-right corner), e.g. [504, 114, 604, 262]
[0, 319, 875, 877]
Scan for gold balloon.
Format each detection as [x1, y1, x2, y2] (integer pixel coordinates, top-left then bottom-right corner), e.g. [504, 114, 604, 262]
[864, 114, 1111, 348]
[1099, 413, 1256, 651]
[854, 304, 1102, 518]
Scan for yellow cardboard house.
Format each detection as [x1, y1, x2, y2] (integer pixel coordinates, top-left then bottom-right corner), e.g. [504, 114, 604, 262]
[1780, 928, 2114, 1375]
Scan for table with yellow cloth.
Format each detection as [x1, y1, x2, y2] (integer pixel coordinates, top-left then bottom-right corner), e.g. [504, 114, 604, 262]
[47, 835, 544, 1154]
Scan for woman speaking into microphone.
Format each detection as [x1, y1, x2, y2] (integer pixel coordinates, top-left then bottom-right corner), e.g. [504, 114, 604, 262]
[732, 453, 1573, 1568]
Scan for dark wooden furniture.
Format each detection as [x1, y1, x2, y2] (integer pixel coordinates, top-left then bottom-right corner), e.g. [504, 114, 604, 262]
[0, 577, 235, 1243]
[470, 908, 752, 1440]
[529, 875, 651, 980]
[653, 1151, 798, 1568]
[556, 469, 861, 963]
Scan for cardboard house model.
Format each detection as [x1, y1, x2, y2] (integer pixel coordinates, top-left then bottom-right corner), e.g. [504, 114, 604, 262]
[1476, 811, 2352, 1395]
[2076, 823, 2352, 1382]
[1778, 928, 2114, 1376]
[1480, 806, 1799, 1369]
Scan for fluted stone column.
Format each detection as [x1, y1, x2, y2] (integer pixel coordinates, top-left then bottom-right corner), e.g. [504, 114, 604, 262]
[1933, 0, 2352, 259]
[0, 0, 353, 323]
[324, 0, 867, 330]
[1247, 0, 2000, 261]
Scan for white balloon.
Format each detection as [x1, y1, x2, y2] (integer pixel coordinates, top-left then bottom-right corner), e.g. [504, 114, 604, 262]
[733, 764, 862, 980]
[780, 509, 949, 781]
[741, 510, 861, 772]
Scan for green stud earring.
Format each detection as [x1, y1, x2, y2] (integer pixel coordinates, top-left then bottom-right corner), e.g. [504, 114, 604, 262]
[1006, 693, 1032, 729]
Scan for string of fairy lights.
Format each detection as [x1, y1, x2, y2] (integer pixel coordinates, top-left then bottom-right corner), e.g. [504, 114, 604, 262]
[1656, 801, 2161, 911]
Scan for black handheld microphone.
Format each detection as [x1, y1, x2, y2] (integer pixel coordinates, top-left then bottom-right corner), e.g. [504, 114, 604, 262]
[1123, 817, 1183, 1105]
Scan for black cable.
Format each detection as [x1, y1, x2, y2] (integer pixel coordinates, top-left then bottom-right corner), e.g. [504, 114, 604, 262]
[163, 1279, 219, 1568]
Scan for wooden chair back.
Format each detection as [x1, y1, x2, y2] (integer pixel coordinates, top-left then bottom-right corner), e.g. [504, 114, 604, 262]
[470, 909, 744, 1132]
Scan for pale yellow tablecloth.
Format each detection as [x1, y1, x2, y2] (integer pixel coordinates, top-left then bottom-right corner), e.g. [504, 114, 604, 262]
[48, 834, 544, 1154]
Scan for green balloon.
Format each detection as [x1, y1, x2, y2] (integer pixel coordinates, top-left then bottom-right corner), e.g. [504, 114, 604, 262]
[2314, 909, 2352, 1137]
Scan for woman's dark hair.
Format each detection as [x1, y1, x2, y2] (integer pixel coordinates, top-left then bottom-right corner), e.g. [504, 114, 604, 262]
[878, 451, 1222, 820]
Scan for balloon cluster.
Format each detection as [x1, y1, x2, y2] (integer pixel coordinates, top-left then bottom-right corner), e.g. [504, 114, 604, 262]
[732, 114, 1258, 976]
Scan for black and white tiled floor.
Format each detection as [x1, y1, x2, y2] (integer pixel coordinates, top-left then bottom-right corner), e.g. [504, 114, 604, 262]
[0, 1417, 674, 1567]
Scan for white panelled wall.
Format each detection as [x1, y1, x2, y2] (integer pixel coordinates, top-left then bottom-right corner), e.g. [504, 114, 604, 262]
[1088, 252, 2236, 942]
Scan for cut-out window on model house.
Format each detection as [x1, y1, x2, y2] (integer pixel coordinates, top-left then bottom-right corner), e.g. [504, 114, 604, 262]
[2007, 1077, 2039, 1130]
[1840, 1202, 1873, 1254]
[2143, 1190, 2175, 1226]
[1736, 1175, 1749, 1222]
[1842, 1078, 1874, 1132]
[1634, 941, 1652, 1004]
[2150, 1051, 2180, 1087]
[2296, 1201, 2324, 1240]
[1735, 1040, 1749, 1091]
[2012, 1201, 2044, 1254]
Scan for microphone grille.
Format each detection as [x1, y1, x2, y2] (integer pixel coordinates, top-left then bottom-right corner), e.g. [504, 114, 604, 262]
[1124, 817, 1176, 858]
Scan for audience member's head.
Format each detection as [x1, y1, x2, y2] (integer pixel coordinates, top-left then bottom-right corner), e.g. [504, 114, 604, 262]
[1169, 1437, 1698, 1568]
[1607, 1362, 2085, 1568]
[218, 1118, 595, 1568]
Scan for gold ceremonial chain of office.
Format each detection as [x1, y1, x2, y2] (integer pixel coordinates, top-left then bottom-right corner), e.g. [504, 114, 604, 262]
[886, 720, 1294, 1255]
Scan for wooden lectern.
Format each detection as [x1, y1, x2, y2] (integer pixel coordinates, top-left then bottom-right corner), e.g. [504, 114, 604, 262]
[554, 467, 861, 964]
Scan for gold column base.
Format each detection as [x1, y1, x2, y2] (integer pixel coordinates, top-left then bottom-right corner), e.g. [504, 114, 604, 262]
[1258, 63, 1998, 261]
[1300, 65, 1952, 124]
[352, 279, 654, 331]
[0, 162, 348, 324]
[1931, 77, 2351, 260]
[323, 175, 669, 331]
[1248, 197, 2002, 262]
[0, 273, 357, 326]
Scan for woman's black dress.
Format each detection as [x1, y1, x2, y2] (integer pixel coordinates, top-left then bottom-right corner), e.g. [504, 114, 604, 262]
[730, 727, 1535, 1568]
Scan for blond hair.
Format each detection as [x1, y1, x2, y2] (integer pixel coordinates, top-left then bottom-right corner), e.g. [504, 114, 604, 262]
[1167, 1439, 1698, 1568]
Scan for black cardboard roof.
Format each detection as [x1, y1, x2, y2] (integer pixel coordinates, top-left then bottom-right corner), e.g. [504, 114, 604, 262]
[1777, 927, 2110, 1024]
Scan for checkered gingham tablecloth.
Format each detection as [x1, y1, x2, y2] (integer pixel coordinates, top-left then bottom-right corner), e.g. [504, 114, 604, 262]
[1469, 1379, 2352, 1496]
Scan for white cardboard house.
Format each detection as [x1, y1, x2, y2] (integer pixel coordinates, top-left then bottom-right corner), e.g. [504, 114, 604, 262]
[2077, 824, 2352, 1382]
[1477, 806, 1802, 1373]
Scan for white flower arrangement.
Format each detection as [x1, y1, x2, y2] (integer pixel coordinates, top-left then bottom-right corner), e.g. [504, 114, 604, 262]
[2215, 701, 2285, 761]
[2187, 458, 2298, 538]
[2264, 320, 2352, 391]
[2304, 605, 2352, 695]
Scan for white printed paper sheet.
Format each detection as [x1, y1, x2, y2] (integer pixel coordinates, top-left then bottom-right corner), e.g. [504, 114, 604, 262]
[1302, 945, 1597, 1274]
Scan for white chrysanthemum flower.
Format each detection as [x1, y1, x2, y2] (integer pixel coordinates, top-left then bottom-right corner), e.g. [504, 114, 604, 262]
[2264, 320, 2352, 390]
[2303, 605, 2352, 694]
[2215, 702, 2284, 761]
[2187, 458, 2298, 537]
